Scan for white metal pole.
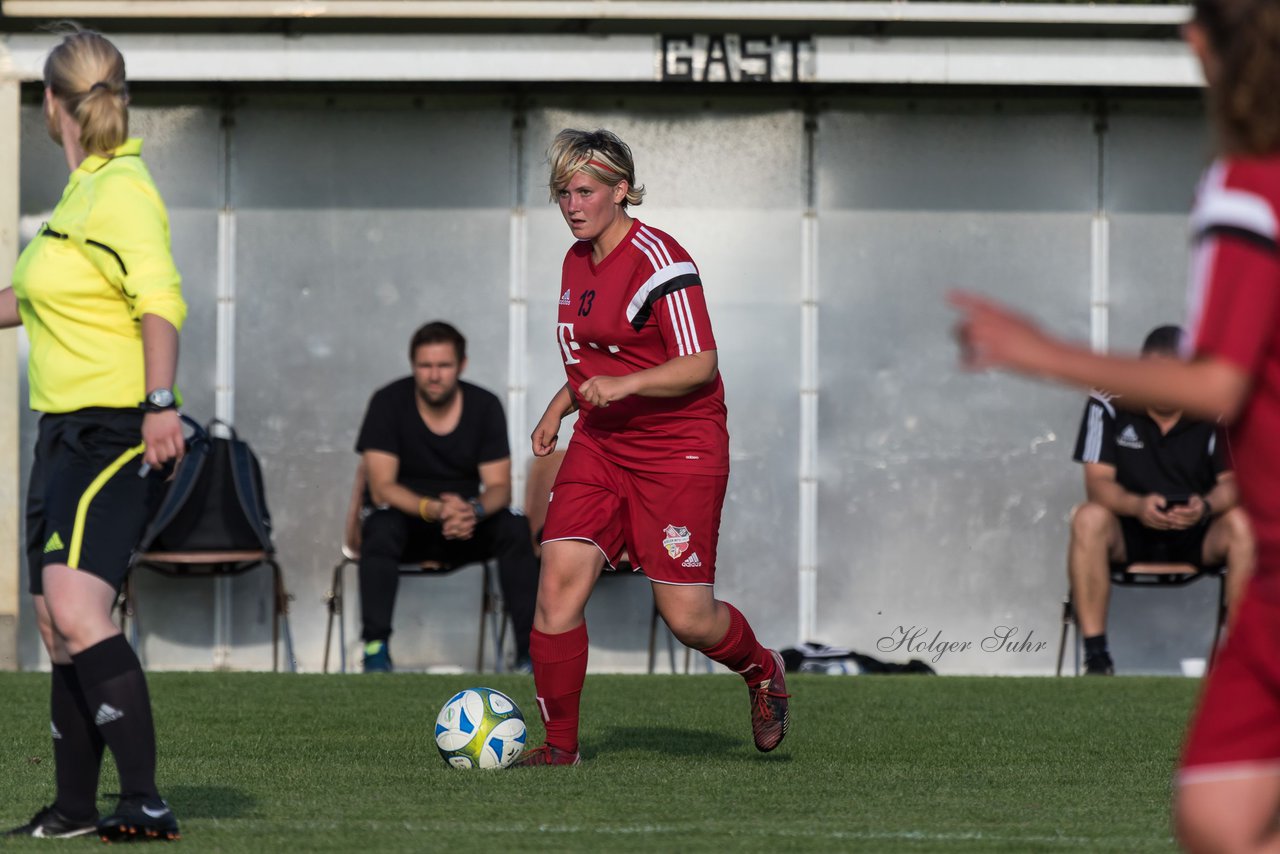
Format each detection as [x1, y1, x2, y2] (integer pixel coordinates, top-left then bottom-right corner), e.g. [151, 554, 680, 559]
[798, 116, 820, 643]
[0, 72, 21, 670]
[213, 114, 237, 669]
[508, 114, 529, 512]
[798, 213, 819, 643]
[1090, 214, 1110, 353]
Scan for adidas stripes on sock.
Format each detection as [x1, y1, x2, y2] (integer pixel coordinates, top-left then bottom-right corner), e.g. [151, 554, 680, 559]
[699, 603, 777, 684]
[530, 623, 589, 755]
[50, 664, 104, 822]
[72, 635, 159, 800]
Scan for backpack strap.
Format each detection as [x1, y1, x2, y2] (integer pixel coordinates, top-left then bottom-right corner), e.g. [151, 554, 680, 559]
[226, 433, 274, 552]
[136, 416, 211, 552]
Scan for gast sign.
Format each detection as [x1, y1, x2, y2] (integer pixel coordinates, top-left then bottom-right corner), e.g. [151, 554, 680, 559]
[659, 34, 815, 83]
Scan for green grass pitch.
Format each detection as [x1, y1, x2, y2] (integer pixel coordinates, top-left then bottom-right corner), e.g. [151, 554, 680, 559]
[0, 673, 1196, 852]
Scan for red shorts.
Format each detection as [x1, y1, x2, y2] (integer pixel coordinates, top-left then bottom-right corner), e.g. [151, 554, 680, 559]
[541, 440, 727, 585]
[1179, 577, 1280, 784]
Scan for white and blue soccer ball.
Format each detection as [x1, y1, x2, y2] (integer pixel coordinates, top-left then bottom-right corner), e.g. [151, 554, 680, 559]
[434, 687, 527, 769]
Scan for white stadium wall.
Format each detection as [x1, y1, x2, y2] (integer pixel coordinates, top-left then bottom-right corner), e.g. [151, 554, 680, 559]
[3, 7, 1221, 673]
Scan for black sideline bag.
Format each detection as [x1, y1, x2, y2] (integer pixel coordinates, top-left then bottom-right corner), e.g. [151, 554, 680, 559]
[780, 642, 937, 676]
[138, 418, 274, 553]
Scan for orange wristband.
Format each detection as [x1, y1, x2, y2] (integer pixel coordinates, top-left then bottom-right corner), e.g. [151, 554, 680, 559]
[419, 497, 434, 522]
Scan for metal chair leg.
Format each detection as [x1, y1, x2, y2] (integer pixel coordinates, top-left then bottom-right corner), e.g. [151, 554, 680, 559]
[1209, 573, 1228, 668]
[1056, 594, 1074, 677]
[117, 574, 140, 651]
[271, 559, 297, 674]
[666, 618, 677, 674]
[647, 600, 659, 674]
[268, 562, 280, 674]
[323, 560, 347, 674]
[477, 565, 489, 673]
[487, 561, 505, 673]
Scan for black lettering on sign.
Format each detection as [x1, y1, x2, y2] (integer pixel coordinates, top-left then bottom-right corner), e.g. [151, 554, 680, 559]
[662, 35, 695, 81]
[703, 34, 731, 82]
[658, 34, 814, 83]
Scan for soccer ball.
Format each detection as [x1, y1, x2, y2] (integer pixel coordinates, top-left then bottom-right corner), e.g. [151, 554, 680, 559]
[434, 687, 527, 769]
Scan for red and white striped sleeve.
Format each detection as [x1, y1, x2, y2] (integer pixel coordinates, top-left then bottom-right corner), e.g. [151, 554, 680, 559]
[625, 224, 717, 360]
[1187, 160, 1280, 375]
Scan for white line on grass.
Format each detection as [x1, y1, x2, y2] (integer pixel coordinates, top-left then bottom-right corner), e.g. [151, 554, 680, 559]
[532, 824, 1171, 847]
[188, 819, 1172, 848]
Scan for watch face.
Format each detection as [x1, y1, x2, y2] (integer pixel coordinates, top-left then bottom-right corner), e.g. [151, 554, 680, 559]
[148, 388, 175, 408]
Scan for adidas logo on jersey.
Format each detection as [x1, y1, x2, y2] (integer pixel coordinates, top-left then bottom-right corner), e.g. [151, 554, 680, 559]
[94, 703, 124, 726]
[1117, 425, 1144, 450]
[560, 289, 571, 306]
[43, 532, 65, 554]
[681, 552, 703, 568]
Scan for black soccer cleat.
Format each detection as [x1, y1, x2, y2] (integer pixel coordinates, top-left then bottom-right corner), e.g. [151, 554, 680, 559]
[97, 795, 180, 842]
[5, 804, 97, 838]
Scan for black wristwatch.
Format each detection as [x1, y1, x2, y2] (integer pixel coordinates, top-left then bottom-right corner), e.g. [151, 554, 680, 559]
[469, 498, 486, 521]
[140, 387, 176, 412]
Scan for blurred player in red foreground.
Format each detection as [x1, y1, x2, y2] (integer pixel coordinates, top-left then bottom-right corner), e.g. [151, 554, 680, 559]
[952, 0, 1280, 848]
[515, 129, 789, 766]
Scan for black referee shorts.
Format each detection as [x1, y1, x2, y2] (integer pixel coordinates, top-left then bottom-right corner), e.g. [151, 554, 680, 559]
[25, 408, 166, 596]
[1119, 517, 1209, 567]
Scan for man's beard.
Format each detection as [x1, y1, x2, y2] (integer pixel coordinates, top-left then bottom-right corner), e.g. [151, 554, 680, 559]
[418, 384, 458, 409]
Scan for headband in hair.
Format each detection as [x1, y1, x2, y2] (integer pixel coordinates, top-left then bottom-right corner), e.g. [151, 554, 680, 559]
[585, 158, 620, 176]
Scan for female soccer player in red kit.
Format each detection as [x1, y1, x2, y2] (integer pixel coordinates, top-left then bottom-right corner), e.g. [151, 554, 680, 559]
[953, 0, 1280, 847]
[516, 129, 789, 766]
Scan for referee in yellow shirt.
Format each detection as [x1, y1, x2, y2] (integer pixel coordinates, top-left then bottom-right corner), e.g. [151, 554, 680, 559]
[3, 29, 184, 842]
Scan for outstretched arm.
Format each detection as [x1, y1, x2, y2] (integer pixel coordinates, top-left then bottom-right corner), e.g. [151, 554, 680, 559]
[949, 291, 1250, 422]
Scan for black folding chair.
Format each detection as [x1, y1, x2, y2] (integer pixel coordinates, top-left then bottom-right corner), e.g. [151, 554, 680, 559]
[1056, 561, 1227, 676]
[122, 550, 297, 672]
[320, 462, 508, 673]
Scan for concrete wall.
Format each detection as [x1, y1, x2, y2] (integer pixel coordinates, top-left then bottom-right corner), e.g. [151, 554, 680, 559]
[15, 90, 1218, 674]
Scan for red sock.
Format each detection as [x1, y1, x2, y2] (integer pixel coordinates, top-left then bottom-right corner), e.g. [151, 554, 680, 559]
[530, 622, 589, 754]
[700, 603, 776, 684]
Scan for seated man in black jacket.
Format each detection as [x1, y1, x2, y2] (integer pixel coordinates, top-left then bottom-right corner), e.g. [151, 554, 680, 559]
[355, 321, 538, 672]
[1069, 325, 1254, 675]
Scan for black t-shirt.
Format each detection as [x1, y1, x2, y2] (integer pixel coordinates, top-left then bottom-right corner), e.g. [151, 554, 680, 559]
[355, 377, 509, 498]
[1071, 392, 1229, 497]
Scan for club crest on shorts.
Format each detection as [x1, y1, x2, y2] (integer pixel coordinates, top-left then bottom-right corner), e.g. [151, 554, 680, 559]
[662, 524, 692, 559]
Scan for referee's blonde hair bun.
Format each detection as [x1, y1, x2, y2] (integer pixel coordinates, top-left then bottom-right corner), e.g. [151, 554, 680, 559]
[44, 25, 129, 158]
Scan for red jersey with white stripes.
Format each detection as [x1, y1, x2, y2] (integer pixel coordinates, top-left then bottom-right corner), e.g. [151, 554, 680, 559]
[556, 219, 729, 474]
[1186, 155, 1280, 597]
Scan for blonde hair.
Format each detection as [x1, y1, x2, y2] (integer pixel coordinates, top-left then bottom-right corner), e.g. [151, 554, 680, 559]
[547, 128, 645, 207]
[1194, 0, 1280, 156]
[43, 26, 129, 158]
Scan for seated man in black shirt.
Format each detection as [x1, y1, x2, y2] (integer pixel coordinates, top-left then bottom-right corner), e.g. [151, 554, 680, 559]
[1070, 325, 1254, 675]
[354, 321, 539, 672]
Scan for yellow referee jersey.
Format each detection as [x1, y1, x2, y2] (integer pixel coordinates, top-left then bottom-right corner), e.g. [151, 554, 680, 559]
[12, 138, 186, 413]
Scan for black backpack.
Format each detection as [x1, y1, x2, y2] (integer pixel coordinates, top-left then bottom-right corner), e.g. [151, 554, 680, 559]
[138, 418, 274, 553]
